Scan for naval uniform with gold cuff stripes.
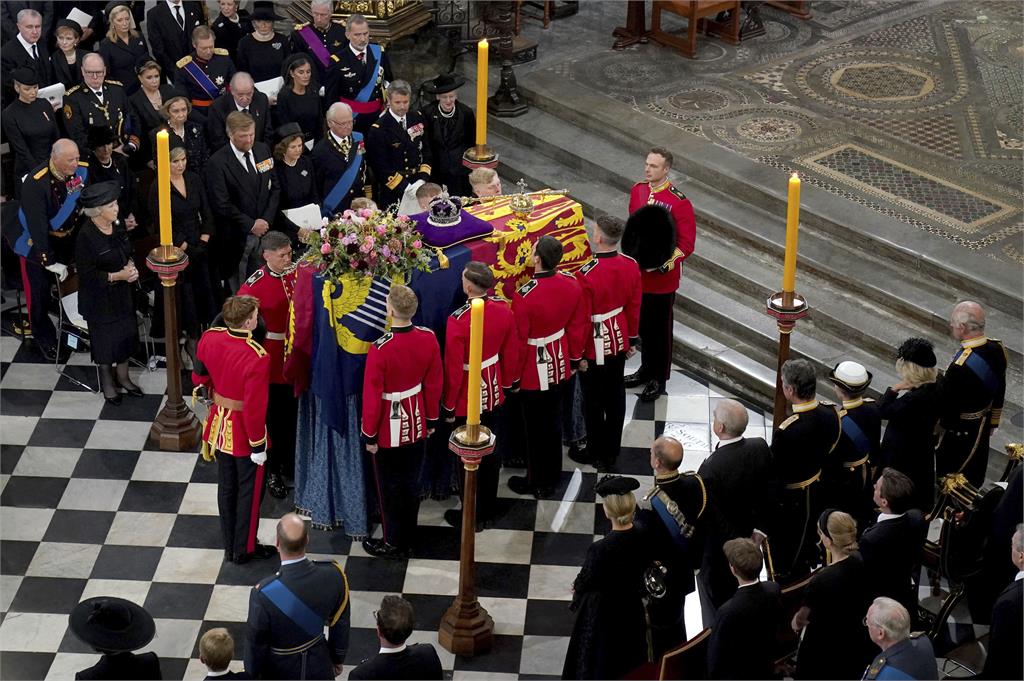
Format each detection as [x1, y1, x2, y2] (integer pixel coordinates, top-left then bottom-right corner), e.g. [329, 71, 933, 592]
[770, 399, 842, 580]
[365, 109, 432, 212]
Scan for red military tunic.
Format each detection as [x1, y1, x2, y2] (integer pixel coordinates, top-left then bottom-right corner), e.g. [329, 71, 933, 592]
[237, 265, 297, 385]
[576, 251, 643, 363]
[628, 180, 697, 294]
[511, 270, 588, 392]
[442, 295, 520, 417]
[193, 327, 271, 457]
[361, 325, 443, 449]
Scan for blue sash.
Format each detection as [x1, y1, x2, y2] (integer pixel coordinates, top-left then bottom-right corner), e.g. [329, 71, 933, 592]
[14, 166, 88, 258]
[322, 132, 364, 217]
[261, 579, 324, 638]
[841, 414, 871, 457]
[182, 59, 220, 100]
[960, 349, 1001, 399]
[351, 44, 382, 118]
[651, 494, 688, 550]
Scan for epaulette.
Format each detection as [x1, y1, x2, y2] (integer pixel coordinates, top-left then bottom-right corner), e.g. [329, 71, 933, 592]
[558, 270, 575, 278]
[65, 84, 82, 96]
[209, 326, 228, 333]
[620, 252, 637, 263]
[104, 79, 122, 86]
[778, 413, 799, 430]
[415, 325, 435, 334]
[370, 121, 380, 128]
[517, 279, 537, 296]
[176, 55, 193, 68]
[32, 167, 48, 180]
[374, 332, 393, 348]
[294, 22, 308, 29]
[245, 268, 265, 286]
[838, 408, 849, 418]
[862, 397, 875, 403]
[489, 295, 507, 303]
[78, 160, 89, 167]
[579, 259, 598, 275]
[669, 186, 687, 201]
[451, 302, 471, 319]
[330, 54, 339, 63]
[820, 399, 836, 406]
[954, 348, 971, 366]
[246, 338, 267, 357]
[213, 47, 229, 56]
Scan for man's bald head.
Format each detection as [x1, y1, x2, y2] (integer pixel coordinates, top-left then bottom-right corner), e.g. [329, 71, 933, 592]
[276, 513, 308, 557]
[949, 301, 985, 340]
[50, 139, 80, 176]
[713, 399, 749, 439]
[651, 437, 683, 472]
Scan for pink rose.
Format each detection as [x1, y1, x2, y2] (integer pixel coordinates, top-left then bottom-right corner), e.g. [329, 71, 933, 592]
[412, 240, 422, 249]
[376, 225, 387, 235]
[397, 214, 409, 221]
[342, 210, 355, 220]
[359, 208, 374, 218]
[381, 246, 391, 258]
[320, 243, 332, 255]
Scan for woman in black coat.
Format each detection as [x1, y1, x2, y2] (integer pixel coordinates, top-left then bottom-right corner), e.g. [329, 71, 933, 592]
[272, 123, 318, 247]
[274, 55, 322, 143]
[235, 5, 290, 84]
[877, 338, 941, 511]
[97, 4, 150, 95]
[49, 19, 87, 90]
[75, 181, 142, 405]
[149, 95, 208, 173]
[129, 58, 179, 167]
[2, 68, 59, 196]
[421, 73, 476, 198]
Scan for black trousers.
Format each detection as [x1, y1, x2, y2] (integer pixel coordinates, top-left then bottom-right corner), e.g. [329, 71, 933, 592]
[936, 424, 991, 489]
[19, 256, 58, 348]
[452, 407, 503, 521]
[521, 385, 565, 492]
[773, 482, 822, 582]
[267, 383, 298, 481]
[580, 353, 627, 466]
[217, 451, 266, 560]
[638, 291, 675, 383]
[371, 441, 426, 549]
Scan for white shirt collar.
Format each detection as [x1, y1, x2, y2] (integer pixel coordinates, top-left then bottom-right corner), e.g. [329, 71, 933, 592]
[877, 512, 905, 523]
[378, 643, 407, 654]
[166, 0, 183, 9]
[17, 34, 38, 56]
[230, 142, 253, 170]
[737, 579, 759, 589]
[1015, 570, 1023, 581]
[390, 110, 406, 126]
[350, 44, 365, 58]
[235, 101, 250, 112]
[205, 670, 230, 678]
[330, 130, 347, 146]
[716, 435, 743, 448]
[280, 556, 306, 566]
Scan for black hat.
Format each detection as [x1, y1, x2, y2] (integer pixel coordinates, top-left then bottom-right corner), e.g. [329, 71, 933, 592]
[70, 597, 156, 653]
[622, 204, 677, 270]
[594, 475, 640, 497]
[422, 73, 466, 95]
[11, 67, 38, 86]
[56, 18, 83, 37]
[135, 53, 161, 74]
[828, 360, 872, 394]
[104, 1, 129, 19]
[896, 337, 936, 368]
[80, 181, 122, 208]
[87, 125, 117, 149]
[276, 122, 303, 141]
[251, 1, 283, 21]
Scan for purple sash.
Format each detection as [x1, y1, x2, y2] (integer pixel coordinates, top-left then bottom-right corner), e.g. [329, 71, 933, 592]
[297, 25, 332, 68]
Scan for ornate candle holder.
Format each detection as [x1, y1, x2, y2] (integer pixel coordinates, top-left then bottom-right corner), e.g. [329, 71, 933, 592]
[765, 290, 809, 428]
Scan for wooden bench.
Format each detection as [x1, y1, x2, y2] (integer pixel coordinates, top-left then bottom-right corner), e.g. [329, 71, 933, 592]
[650, 1, 741, 58]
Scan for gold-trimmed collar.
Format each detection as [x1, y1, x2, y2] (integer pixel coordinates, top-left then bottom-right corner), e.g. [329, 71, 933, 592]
[649, 179, 672, 195]
[842, 398, 864, 410]
[961, 336, 988, 349]
[49, 161, 66, 181]
[655, 471, 680, 482]
[793, 399, 819, 413]
[227, 327, 252, 338]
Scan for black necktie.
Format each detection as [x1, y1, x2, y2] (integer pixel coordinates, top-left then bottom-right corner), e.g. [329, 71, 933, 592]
[241, 108, 249, 115]
[174, 4, 184, 29]
[31, 44, 38, 60]
[245, 151, 256, 176]
[357, 51, 364, 62]
[399, 117, 406, 130]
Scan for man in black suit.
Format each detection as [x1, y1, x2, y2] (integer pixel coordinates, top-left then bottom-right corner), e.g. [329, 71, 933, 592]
[324, 13, 392, 135]
[1, 2, 53, 45]
[146, 0, 205, 77]
[206, 110, 279, 291]
[1, 7, 51, 107]
[707, 538, 782, 680]
[981, 523, 1023, 680]
[827, 360, 881, 524]
[698, 399, 777, 619]
[205, 72, 271, 152]
[771, 358, 842, 581]
[860, 468, 929, 620]
[366, 80, 432, 211]
[69, 596, 161, 680]
[246, 513, 351, 680]
[349, 595, 443, 680]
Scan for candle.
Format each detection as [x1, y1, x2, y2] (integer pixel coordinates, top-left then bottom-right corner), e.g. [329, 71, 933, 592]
[782, 172, 800, 292]
[475, 39, 488, 148]
[466, 297, 485, 428]
[156, 130, 172, 247]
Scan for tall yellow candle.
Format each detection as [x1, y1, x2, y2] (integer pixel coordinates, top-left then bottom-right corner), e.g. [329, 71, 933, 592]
[156, 130, 172, 247]
[475, 39, 488, 147]
[466, 298, 485, 427]
[782, 172, 800, 292]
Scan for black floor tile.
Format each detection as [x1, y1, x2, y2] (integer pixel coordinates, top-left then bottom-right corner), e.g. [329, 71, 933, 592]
[215, 556, 281, 586]
[11, 342, 51, 364]
[71, 449, 141, 480]
[0, 360, 8, 380]
[99, 394, 163, 421]
[344, 556, 408, 593]
[143, 582, 214, 619]
[166, 514, 224, 549]
[1, 444, 25, 474]
[488, 497, 537, 532]
[412, 526, 460, 561]
[630, 398, 656, 422]
[0, 540, 39, 575]
[476, 562, 531, 599]
[0, 652, 55, 680]
[307, 527, 353, 556]
[0, 388, 52, 417]
[617, 446, 655, 476]
[261, 488, 297, 518]
[26, 418, 95, 448]
[7, 576, 87, 614]
[190, 458, 219, 483]
[524, 599, 575, 637]
[117, 481, 187, 513]
[401, 593, 454, 632]
[157, 657, 190, 681]
[531, 532, 597, 567]
[41, 510, 116, 544]
[53, 364, 100, 392]
[0, 476, 69, 509]
[90, 545, 164, 580]
[551, 471, 596, 503]
[452, 633, 523, 672]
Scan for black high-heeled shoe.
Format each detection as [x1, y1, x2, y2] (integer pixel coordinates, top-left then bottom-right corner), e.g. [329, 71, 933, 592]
[99, 365, 122, 405]
[114, 362, 143, 397]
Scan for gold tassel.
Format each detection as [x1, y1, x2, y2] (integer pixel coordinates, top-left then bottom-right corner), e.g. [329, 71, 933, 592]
[434, 247, 449, 269]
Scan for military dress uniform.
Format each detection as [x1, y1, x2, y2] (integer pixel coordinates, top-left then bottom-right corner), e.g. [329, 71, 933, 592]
[192, 326, 271, 563]
[324, 43, 393, 134]
[626, 180, 697, 392]
[862, 633, 938, 680]
[63, 81, 140, 155]
[289, 20, 348, 82]
[935, 336, 1008, 487]
[442, 295, 520, 522]
[311, 131, 368, 217]
[510, 270, 588, 496]
[246, 557, 351, 680]
[636, 470, 707, 656]
[361, 325, 443, 554]
[770, 399, 842, 580]
[173, 49, 236, 117]
[827, 396, 881, 525]
[365, 110, 432, 211]
[575, 250, 642, 469]
[238, 265, 299, 497]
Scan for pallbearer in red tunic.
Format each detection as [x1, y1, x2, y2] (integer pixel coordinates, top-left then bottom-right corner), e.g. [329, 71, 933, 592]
[237, 232, 298, 501]
[624, 147, 697, 402]
[361, 285, 443, 558]
[509, 236, 589, 499]
[193, 295, 277, 565]
[442, 262, 520, 530]
[575, 216, 642, 472]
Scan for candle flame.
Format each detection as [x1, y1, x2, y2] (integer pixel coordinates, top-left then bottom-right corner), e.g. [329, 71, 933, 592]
[480, 38, 488, 47]
[791, 172, 799, 179]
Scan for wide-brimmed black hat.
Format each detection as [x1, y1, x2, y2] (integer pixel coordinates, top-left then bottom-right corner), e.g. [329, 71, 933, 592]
[70, 597, 156, 653]
[251, 1, 283, 21]
[276, 122, 303, 141]
[80, 181, 122, 208]
[11, 67, 38, 86]
[422, 73, 466, 95]
[56, 18, 84, 37]
[595, 475, 640, 498]
[828, 360, 873, 394]
[896, 337, 936, 368]
[87, 125, 117, 149]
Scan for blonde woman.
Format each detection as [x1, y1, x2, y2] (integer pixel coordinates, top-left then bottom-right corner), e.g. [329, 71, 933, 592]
[98, 4, 150, 95]
[877, 338, 940, 510]
[563, 476, 649, 680]
[792, 510, 874, 679]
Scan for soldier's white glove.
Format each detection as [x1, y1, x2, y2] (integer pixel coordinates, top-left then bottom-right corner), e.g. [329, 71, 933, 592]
[46, 263, 69, 282]
[250, 451, 267, 466]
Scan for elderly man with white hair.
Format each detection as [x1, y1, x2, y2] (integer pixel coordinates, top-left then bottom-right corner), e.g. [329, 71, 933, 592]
[934, 300, 1007, 487]
[290, 0, 349, 80]
[312, 101, 369, 216]
[862, 597, 937, 680]
[205, 71, 271, 151]
[1, 8, 51, 107]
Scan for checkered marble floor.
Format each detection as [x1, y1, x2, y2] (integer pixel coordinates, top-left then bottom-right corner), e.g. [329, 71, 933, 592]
[0, 303, 774, 679]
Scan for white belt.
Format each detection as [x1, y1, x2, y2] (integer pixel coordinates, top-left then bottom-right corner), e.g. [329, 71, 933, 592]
[265, 331, 286, 341]
[590, 306, 623, 366]
[527, 328, 565, 390]
[383, 384, 422, 445]
[464, 354, 499, 371]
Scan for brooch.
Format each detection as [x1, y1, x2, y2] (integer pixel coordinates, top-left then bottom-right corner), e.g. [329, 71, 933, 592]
[300, 169, 308, 177]
[272, 42, 282, 50]
[214, 75, 224, 86]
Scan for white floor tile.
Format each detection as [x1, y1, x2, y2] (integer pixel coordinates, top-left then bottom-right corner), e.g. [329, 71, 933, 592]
[0, 507, 55, 541]
[57, 478, 128, 512]
[131, 450, 197, 483]
[519, 635, 571, 676]
[85, 421, 154, 451]
[105, 511, 177, 546]
[11, 447, 82, 478]
[153, 547, 224, 584]
[0, 612, 69, 651]
[25, 542, 101, 579]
